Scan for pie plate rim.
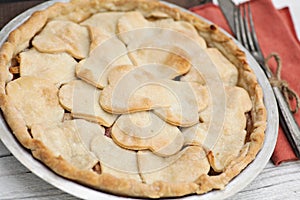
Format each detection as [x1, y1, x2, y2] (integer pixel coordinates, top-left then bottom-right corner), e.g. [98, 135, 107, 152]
[0, 0, 278, 199]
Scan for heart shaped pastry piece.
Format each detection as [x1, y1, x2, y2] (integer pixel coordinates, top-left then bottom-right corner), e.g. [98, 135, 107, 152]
[112, 111, 184, 156]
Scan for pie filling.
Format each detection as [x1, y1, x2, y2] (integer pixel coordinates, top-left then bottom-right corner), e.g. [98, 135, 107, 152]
[0, 0, 266, 198]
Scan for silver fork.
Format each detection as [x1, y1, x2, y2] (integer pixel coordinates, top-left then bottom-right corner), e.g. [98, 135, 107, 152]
[234, 3, 266, 68]
[234, 3, 300, 157]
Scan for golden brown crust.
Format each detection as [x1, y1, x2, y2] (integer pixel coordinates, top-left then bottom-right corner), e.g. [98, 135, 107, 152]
[0, 0, 267, 198]
[0, 94, 33, 149]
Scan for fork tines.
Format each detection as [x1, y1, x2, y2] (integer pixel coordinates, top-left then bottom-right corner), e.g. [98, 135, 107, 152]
[234, 3, 264, 65]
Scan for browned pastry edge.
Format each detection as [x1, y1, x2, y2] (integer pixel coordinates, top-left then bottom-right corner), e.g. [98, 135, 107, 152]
[0, 0, 267, 198]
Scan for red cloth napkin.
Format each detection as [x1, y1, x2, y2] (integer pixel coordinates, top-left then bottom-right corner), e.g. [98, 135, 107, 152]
[190, 0, 300, 165]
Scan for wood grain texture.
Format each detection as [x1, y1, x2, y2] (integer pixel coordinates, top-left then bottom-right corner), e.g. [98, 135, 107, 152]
[0, 1, 300, 199]
[0, 140, 11, 157]
[1, 140, 300, 199]
[0, 0, 44, 29]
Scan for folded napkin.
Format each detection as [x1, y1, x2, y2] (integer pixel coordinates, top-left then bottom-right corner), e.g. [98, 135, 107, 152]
[190, 0, 300, 165]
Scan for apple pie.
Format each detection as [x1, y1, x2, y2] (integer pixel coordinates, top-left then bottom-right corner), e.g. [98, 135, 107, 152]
[0, 0, 266, 198]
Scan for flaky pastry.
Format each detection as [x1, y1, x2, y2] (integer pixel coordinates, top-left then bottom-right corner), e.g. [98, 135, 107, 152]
[0, 0, 266, 198]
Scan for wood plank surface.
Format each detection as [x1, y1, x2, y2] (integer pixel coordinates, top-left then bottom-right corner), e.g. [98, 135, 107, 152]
[0, 140, 11, 157]
[1, 139, 300, 199]
[0, 1, 300, 200]
[0, 0, 44, 29]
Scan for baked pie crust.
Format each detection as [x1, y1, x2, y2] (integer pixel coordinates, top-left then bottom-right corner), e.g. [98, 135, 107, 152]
[0, 0, 266, 198]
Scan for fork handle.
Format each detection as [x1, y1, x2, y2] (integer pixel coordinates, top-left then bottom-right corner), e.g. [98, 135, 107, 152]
[273, 86, 300, 157]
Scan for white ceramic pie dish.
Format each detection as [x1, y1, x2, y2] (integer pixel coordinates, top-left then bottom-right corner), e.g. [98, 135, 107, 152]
[0, 1, 278, 199]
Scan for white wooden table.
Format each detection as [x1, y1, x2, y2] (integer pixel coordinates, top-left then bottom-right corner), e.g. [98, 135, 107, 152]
[0, 139, 300, 199]
[1, 0, 300, 199]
